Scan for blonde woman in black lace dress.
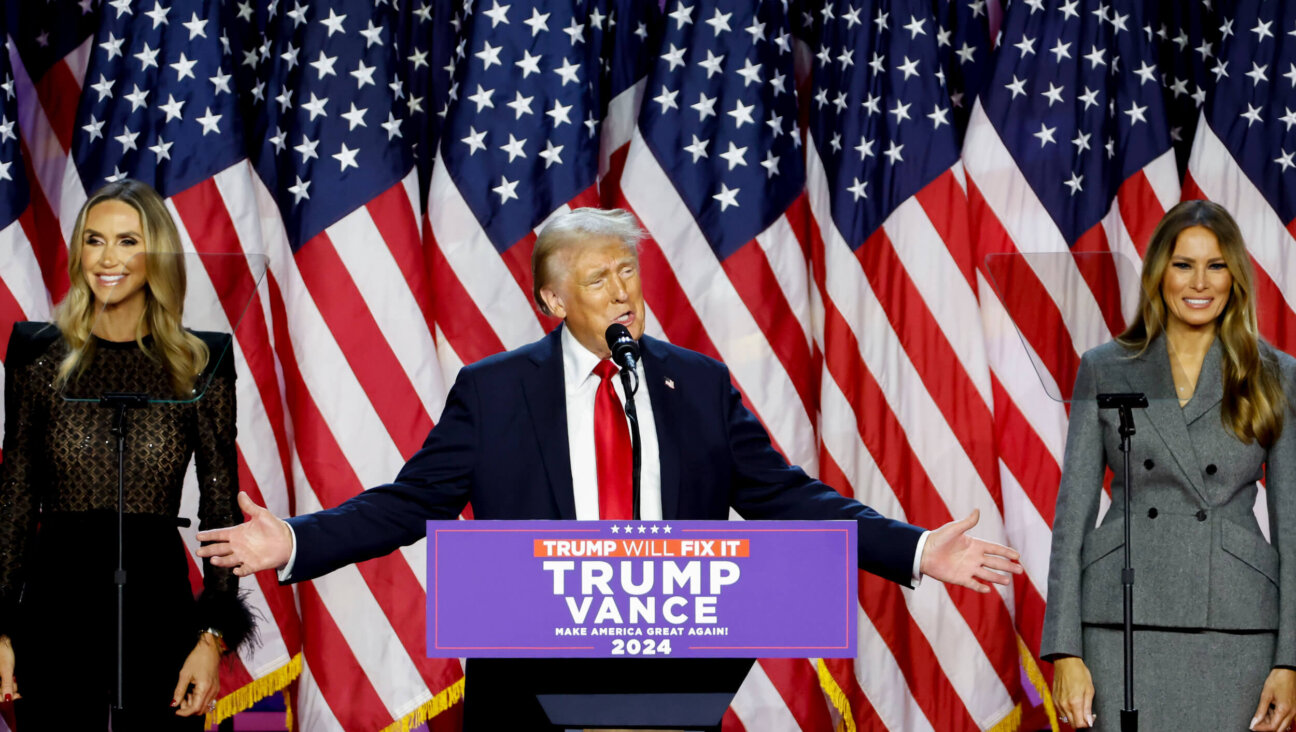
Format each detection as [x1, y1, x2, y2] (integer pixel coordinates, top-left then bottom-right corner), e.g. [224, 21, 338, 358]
[0, 180, 251, 729]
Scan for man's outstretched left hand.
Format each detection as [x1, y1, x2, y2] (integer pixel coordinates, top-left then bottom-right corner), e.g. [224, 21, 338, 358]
[919, 509, 1022, 592]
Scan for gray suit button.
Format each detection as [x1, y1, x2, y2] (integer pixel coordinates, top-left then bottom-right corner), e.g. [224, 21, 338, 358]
[1143, 459, 1155, 470]
[1205, 464, 1218, 475]
[1147, 508, 1158, 519]
[1196, 509, 1208, 521]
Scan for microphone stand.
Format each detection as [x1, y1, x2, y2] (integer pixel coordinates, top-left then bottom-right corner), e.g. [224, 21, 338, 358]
[99, 391, 151, 714]
[1097, 392, 1148, 732]
[618, 368, 642, 521]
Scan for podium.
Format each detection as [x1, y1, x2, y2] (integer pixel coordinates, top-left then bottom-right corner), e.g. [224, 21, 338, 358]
[532, 658, 754, 729]
[428, 519, 858, 729]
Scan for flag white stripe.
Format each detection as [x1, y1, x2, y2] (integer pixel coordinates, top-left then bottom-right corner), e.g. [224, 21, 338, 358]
[884, 194, 994, 406]
[324, 188, 444, 424]
[427, 162, 546, 352]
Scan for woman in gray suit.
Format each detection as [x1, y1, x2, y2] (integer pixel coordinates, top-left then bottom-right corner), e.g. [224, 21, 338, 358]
[1042, 200, 1296, 731]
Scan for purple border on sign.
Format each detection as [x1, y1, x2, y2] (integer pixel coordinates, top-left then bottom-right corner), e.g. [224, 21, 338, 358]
[426, 520, 857, 659]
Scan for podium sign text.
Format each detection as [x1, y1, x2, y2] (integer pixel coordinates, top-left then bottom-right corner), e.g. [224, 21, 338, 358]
[427, 520, 857, 658]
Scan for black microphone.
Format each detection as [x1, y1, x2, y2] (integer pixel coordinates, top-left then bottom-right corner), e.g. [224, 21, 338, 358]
[605, 323, 639, 372]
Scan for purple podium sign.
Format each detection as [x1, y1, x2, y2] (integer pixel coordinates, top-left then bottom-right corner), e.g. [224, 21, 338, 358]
[427, 520, 857, 658]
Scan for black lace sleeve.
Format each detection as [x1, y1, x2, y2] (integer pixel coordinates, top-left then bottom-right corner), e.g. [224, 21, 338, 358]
[0, 323, 56, 641]
[192, 334, 254, 652]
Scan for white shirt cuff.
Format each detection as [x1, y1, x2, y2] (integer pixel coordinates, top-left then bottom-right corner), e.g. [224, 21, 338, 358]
[911, 530, 929, 587]
[277, 521, 299, 582]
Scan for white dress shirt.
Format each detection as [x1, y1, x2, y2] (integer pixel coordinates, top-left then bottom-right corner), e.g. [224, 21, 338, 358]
[560, 325, 661, 520]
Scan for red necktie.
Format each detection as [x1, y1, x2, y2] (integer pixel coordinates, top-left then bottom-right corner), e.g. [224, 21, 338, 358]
[593, 360, 632, 519]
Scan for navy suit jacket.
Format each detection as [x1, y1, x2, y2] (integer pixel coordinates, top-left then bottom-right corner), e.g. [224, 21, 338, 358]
[287, 328, 923, 585]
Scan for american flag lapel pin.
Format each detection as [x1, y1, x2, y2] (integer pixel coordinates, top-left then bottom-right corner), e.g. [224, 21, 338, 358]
[664, 377, 675, 390]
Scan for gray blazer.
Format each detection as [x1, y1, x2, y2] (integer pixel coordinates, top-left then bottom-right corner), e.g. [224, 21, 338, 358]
[1040, 334, 1296, 666]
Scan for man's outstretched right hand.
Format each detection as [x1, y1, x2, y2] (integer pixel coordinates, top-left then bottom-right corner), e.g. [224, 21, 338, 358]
[196, 491, 293, 577]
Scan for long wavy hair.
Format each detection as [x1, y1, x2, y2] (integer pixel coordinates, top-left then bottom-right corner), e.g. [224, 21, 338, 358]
[1117, 199, 1285, 446]
[54, 179, 208, 397]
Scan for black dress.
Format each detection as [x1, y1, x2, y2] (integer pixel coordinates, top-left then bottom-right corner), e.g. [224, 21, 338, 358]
[0, 322, 252, 731]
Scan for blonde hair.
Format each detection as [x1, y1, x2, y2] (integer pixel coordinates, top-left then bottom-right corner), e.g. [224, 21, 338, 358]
[55, 179, 208, 397]
[1118, 199, 1286, 446]
[531, 208, 644, 316]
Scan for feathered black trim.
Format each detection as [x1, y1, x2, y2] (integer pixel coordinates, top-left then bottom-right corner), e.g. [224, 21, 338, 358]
[194, 588, 259, 655]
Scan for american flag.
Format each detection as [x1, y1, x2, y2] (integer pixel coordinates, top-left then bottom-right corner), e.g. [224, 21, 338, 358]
[963, 0, 1182, 728]
[1185, 0, 1296, 346]
[5, 0, 1296, 730]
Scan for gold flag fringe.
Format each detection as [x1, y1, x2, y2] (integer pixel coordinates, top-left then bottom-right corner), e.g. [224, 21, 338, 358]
[985, 702, 1023, 732]
[204, 652, 303, 729]
[820, 639, 1037, 732]
[284, 686, 295, 732]
[378, 677, 466, 732]
[1018, 633, 1061, 732]
[816, 658, 857, 732]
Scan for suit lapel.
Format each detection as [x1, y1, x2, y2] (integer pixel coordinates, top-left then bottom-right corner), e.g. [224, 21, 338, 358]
[522, 328, 577, 519]
[1182, 337, 1224, 426]
[1124, 335, 1207, 501]
[641, 336, 681, 520]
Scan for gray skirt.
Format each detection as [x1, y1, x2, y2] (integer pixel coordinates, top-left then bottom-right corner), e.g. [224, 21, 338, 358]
[1083, 624, 1274, 731]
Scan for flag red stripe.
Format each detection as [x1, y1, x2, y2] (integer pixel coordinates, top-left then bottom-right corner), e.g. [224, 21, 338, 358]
[1015, 581, 1049, 669]
[294, 233, 433, 459]
[169, 182, 295, 496]
[30, 60, 79, 153]
[236, 448, 303, 653]
[856, 227, 1002, 509]
[819, 290, 1019, 692]
[16, 141, 68, 301]
[756, 658, 835, 732]
[629, 219, 791, 458]
[721, 707, 747, 732]
[364, 182, 439, 338]
[0, 266, 28, 336]
[499, 231, 552, 332]
[810, 226, 998, 731]
[1069, 224, 1126, 339]
[600, 145, 632, 208]
[1116, 171, 1164, 257]
[991, 376, 1061, 527]
[968, 180, 1083, 399]
[720, 238, 817, 419]
[426, 229, 506, 364]
[915, 170, 979, 291]
[267, 277, 463, 699]
[822, 656, 885, 730]
[297, 582, 392, 729]
[861, 576, 982, 732]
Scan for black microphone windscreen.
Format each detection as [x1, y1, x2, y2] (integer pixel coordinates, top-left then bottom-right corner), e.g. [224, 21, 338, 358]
[605, 324, 639, 368]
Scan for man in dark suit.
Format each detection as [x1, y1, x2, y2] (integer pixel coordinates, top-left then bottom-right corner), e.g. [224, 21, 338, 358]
[198, 208, 1021, 728]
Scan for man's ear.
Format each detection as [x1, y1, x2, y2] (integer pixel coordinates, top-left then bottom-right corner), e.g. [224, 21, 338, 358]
[539, 286, 566, 319]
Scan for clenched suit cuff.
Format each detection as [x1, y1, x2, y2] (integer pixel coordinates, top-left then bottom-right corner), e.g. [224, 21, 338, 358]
[911, 530, 929, 587]
[278, 521, 299, 583]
